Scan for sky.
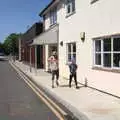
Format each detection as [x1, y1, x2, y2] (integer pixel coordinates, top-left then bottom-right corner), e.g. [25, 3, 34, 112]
[0, 0, 51, 42]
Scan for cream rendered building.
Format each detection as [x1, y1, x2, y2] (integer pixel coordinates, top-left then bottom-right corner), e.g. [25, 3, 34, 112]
[36, 0, 120, 97]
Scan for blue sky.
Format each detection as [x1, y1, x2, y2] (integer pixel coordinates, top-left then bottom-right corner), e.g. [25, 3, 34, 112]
[0, 0, 51, 42]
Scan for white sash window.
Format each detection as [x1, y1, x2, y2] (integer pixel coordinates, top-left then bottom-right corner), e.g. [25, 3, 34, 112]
[94, 36, 120, 69]
[67, 43, 76, 62]
[66, 0, 75, 15]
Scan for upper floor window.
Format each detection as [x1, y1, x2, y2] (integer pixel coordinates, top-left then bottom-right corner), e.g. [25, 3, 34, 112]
[50, 7, 57, 26]
[66, 0, 75, 16]
[43, 15, 46, 21]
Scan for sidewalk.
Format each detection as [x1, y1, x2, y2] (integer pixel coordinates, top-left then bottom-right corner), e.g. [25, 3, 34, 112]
[12, 61, 120, 120]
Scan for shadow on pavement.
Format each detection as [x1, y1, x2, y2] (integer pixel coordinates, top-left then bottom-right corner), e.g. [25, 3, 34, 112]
[59, 84, 84, 89]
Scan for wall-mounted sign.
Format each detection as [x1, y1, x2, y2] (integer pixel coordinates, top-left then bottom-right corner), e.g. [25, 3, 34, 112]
[60, 41, 63, 46]
[80, 32, 85, 42]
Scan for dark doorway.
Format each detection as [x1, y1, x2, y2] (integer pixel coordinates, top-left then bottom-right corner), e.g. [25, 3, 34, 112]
[37, 45, 43, 68]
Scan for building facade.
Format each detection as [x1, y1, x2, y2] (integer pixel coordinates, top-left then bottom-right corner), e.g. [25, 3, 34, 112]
[20, 22, 44, 68]
[37, 0, 120, 97]
[33, 0, 59, 72]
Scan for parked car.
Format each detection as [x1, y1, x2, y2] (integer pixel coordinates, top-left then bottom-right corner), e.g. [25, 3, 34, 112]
[0, 53, 8, 61]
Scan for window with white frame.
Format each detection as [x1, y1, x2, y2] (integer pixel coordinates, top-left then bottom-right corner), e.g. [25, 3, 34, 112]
[67, 43, 76, 62]
[66, 0, 75, 15]
[94, 36, 120, 68]
[50, 7, 57, 26]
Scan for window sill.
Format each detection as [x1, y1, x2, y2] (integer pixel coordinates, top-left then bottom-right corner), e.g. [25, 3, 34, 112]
[49, 23, 57, 28]
[91, 0, 99, 4]
[92, 66, 120, 73]
[66, 11, 76, 18]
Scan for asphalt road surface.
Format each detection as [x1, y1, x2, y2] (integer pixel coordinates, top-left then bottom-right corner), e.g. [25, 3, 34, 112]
[0, 60, 59, 120]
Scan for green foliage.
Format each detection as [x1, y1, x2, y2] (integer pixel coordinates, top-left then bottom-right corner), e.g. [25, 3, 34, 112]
[0, 42, 4, 52]
[0, 42, 3, 48]
[3, 33, 20, 55]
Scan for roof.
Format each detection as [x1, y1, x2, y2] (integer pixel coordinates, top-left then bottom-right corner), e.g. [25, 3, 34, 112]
[39, 0, 57, 17]
[25, 22, 42, 34]
[21, 22, 43, 45]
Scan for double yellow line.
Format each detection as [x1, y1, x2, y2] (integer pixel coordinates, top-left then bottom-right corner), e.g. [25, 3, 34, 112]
[10, 62, 67, 120]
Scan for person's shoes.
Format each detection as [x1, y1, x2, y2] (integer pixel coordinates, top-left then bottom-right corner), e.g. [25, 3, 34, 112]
[76, 86, 79, 89]
[52, 85, 54, 88]
[56, 81, 59, 86]
[69, 85, 71, 88]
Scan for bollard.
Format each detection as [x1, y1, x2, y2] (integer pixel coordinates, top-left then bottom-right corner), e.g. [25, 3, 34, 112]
[85, 77, 88, 87]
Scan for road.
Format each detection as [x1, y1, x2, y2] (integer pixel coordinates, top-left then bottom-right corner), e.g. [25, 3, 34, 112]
[0, 60, 59, 120]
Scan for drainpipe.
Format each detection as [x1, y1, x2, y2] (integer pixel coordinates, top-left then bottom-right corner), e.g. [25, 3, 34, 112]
[57, 25, 59, 71]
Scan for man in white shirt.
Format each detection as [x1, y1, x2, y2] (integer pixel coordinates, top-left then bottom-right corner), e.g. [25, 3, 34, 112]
[48, 51, 59, 88]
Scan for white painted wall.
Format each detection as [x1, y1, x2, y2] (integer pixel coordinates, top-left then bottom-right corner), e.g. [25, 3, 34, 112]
[58, 0, 120, 97]
[43, 0, 120, 96]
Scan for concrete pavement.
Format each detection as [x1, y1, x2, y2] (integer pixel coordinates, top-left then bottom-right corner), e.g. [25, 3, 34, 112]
[11, 61, 120, 120]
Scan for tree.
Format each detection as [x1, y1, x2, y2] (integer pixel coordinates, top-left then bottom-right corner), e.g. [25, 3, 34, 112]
[0, 42, 3, 53]
[3, 33, 20, 55]
[0, 42, 3, 49]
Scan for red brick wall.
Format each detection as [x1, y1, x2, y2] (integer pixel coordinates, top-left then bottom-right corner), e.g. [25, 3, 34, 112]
[31, 46, 35, 67]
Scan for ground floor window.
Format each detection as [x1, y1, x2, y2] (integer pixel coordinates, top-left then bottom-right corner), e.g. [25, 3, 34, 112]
[67, 42, 76, 62]
[94, 36, 120, 69]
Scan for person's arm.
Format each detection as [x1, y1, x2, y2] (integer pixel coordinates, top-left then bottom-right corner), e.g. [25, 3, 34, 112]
[48, 56, 54, 62]
[48, 57, 51, 61]
[69, 64, 72, 73]
[76, 64, 78, 69]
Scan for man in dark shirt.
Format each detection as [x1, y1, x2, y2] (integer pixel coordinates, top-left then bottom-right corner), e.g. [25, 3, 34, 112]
[69, 58, 79, 89]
